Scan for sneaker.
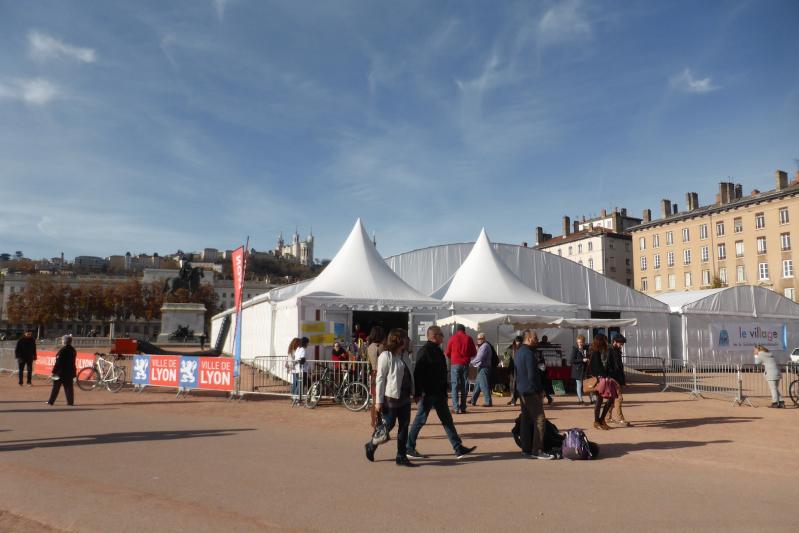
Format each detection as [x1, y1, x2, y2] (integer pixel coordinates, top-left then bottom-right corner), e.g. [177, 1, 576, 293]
[406, 449, 427, 459]
[395, 457, 418, 467]
[617, 419, 632, 427]
[456, 445, 476, 459]
[530, 450, 555, 460]
[364, 443, 375, 462]
[769, 402, 779, 408]
[778, 401, 785, 408]
[26, 383, 33, 387]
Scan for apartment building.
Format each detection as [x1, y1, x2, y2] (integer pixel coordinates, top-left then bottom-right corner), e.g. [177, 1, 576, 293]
[630, 170, 799, 300]
[535, 210, 635, 287]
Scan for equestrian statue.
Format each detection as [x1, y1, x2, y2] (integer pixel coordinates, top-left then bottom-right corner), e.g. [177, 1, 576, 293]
[164, 261, 205, 297]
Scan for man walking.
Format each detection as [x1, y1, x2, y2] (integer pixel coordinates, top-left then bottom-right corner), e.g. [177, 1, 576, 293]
[607, 334, 630, 426]
[47, 335, 77, 406]
[469, 332, 493, 407]
[515, 329, 554, 460]
[15, 330, 37, 386]
[406, 326, 476, 460]
[445, 324, 476, 414]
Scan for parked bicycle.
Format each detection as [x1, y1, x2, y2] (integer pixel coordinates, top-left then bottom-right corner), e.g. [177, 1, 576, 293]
[76, 353, 126, 393]
[789, 372, 799, 406]
[305, 366, 369, 411]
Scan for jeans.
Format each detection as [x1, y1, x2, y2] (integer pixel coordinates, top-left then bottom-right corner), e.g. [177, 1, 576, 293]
[291, 373, 303, 400]
[451, 364, 468, 411]
[470, 367, 492, 406]
[767, 380, 782, 403]
[17, 359, 33, 385]
[575, 379, 584, 401]
[407, 394, 463, 452]
[519, 393, 545, 454]
[382, 403, 411, 459]
[48, 379, 74, 405]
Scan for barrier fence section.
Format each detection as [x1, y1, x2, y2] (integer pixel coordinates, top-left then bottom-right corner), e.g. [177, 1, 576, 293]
[1, 347, 98, 377]
[131, 354, 235, 393]
[247, 357, 371, 404]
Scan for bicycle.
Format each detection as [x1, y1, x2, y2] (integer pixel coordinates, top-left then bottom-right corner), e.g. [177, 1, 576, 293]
[76, 353, 126, 393]
[789, 373, 799, 406]
[305, 366, 369, 411]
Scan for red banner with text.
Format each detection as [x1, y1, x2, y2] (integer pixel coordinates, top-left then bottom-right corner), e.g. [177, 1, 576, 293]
[34, 350, 97, 376]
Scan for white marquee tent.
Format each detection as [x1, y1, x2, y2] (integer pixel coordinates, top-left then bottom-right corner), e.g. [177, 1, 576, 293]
[653, 286, 799, 363]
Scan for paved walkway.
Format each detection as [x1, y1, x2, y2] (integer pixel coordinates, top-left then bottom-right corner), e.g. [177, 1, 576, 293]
[0, 376, 794, 532]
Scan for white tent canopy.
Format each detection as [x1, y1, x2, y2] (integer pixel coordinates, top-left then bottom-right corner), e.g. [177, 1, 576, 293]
[558, 318, 638, 328]
[436, 314, 564, 331]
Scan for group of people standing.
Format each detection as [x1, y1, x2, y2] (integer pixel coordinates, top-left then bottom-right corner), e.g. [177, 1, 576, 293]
[14, 331, 78, 405]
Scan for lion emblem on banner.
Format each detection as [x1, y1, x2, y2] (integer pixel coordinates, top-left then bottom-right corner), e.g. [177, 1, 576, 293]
[181, 359, 198, 384]
[134, 358, 149, 381]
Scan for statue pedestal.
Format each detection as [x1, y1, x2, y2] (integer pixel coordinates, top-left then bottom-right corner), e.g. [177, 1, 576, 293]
[157, 303, 206, 344]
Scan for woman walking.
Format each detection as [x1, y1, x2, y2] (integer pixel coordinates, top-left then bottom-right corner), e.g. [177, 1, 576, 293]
[568, 334, 589, 405]
[364, 328, 417, 467]
[366, 326, 385, 428]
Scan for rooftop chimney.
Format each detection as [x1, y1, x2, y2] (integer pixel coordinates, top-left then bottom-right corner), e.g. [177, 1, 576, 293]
[643, 209, 651, 223]
[719, 183, 730, 205]
[660, 199, 672, 219]
[600, 208, 607, 217]
[685, 192, 699, 211]
[776, 170, 788, 191]
[563, 216, 571, 236]
[573, 220, 580, 233]
[535, 226, 545, 245]
[612, 211, 623, 231]
[734, 184, 742, 199]
[620, 208, 627, 216]
[672, 203, 678, 215]
[794, 170, 799, 184]
[522, 242, 528, 248]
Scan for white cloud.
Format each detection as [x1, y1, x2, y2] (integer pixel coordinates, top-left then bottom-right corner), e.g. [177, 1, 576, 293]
[28, 31, 96, 63]
[670, 68, 719, 94]
[213, 0, 230, 22]
[538, 0, 592, 46]
[0, 78, 60, 105]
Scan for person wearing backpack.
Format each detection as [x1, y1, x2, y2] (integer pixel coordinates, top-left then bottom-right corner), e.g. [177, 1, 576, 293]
[514, 329, 555, 460]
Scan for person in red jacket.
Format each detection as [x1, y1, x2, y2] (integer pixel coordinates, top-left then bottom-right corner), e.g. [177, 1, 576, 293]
[445, 324, 476, 414]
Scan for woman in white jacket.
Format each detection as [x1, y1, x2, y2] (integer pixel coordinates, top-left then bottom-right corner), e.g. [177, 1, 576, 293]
[364, 328, 417, 467]
[754, 345, 784, 408]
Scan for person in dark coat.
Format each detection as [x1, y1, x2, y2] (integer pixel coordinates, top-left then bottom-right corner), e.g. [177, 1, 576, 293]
[567, 334, 589, 405]
[15, 330, 37, 386]
[589, 333, 613, 430]
[47, 335, 77, 406]
[514, 329, 554, 460]
[606, 334, 630, 426]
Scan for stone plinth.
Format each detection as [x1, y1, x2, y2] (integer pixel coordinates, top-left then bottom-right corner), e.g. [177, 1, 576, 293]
[157, 302, 206, 343]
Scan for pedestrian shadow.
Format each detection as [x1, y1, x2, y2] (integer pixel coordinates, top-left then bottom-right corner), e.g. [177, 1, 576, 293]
[0, 400, 51, 404]
[0, 428, 256, 452]
[0, 408, 97, 413]
[374, 450, 524, 467]
[630, 416, 760, 429]
[600, 439, 733, 458]
[450, 416, 517, 426]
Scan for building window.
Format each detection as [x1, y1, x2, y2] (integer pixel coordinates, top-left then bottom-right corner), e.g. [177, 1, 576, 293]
[683, 249, 691, 265]
[667, 251, 674, 267]
[578, 244, 583, 254]
[609, 241, 614, 249]
[654, 276, 662, 291]
[733, 217, 743, 233]
[783, 260, 793, 278]
[780, 207, 789, 225]
[588, 242, 593, 252]
[736, 265, 746, 282]
[701, 246, 709, 262]
[682, 228, 690, 242]
[784, 288, 795, 301]
[684, 272, 692, 287]
[781, 233, 791, 251]
[758, 262, 769, 280]
[719, 267, 728, 284]
[558, 249, 562, 256]
[699, 224, 708, 240]
[588, 258, 594, 269]
[640, 257, 647, 271]
[757, 236, 767, 254]
[755, 212, 765, 229]
[666, 231, 673, 245]
[639, 237, 646, 251]
[568, 246, 572, 256]
[735, 240, 744, 257]
[640, 277, 648, 291]
[652, 234, 660, 248]
[702, 270, 711, 286]
[668, 273, 676, 289]
[716, 221, 725, 236]
[653, 254, 661, 269]
[717, 243, 726, 260]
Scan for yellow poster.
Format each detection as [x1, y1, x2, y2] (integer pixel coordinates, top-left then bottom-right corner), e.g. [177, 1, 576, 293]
[301, 321, 327, 334]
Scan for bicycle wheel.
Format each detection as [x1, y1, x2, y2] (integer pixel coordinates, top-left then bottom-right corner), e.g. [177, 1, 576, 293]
[342, 382, 369, 412]
[305, 381, 322, 409]
[789, 379, 799, 406]
[106, 367, 126, 393]
[76, 367, 99, 391]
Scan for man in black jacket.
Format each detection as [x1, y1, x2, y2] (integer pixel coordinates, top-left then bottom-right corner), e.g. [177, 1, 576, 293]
[515, 329, 554, 460]
[406, 325, 475, 460]
[47, 335, 77, 406]
[15, 330, 37, 386]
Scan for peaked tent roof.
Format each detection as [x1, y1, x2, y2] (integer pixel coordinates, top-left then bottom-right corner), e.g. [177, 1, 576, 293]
[437, 229, 571, 309]
[297, 219, 438, 302]
[653, 285, 799, 318]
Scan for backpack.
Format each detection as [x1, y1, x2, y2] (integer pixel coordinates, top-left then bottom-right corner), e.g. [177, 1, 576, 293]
[561, 428, 595, 460]
[511, 416, 565, 455]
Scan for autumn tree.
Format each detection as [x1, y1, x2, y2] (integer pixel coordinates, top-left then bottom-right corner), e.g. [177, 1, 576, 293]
[6, 276, 68, 336]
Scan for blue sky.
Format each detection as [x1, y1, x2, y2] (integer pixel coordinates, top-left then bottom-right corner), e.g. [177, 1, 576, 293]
[2, 0, 798, 262]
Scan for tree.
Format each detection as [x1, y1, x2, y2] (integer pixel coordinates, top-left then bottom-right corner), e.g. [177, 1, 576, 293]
[108, 280, 146, 321]
[6, 276, 67, 336]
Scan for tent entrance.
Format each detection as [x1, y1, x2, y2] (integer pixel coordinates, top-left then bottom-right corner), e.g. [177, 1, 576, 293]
[352, 311, 409, 339]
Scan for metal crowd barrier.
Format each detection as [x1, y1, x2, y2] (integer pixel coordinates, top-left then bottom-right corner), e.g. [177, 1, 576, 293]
[246, 357, 371, 406]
